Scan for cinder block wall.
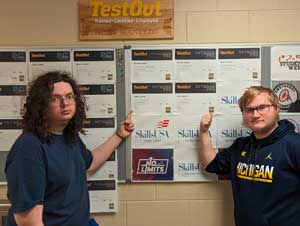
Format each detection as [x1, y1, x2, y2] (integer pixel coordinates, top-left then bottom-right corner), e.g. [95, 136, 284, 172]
[1, 0, 300, 226]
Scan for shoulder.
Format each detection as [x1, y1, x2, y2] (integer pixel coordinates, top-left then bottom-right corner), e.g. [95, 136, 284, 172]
[284, 132, 300, 146]
[232, 136, 250, 148]
[8, 132, 44, 160]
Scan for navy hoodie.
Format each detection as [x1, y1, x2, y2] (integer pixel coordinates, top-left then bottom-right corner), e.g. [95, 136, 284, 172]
[206, 120, 300, 226]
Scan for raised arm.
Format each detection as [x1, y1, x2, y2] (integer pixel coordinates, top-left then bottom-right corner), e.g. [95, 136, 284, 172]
[88, 111, 134, 172]
[199, 112, 216, 168]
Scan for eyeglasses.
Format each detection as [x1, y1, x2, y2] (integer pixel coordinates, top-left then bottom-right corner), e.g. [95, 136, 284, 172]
[49, 94, 75, 105]
[243, 104, 274, 115]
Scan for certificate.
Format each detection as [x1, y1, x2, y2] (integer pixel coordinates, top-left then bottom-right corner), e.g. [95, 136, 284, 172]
[0, 97, 24, 118]
[217, 80, 260, 114]
[132, 115, 175, 148]
[81, 118, 117, 179]
[218, 47, 261, 81]
[131, 49, 173, 82]
[73, 49, 116, 83]
[174, 82, 217, 114]
[88, 180, 118, 213]
[271, 45, 300, 81]
[0, 119, 22, 151]
[174, 48, 217, 82]
[0, 85, 26, 118]
[0, 129, 22, 151]
[0, 50, 28, 85]
[132, 83, 174, 115]
[216, 114, 251, 148]
[174, 115, 217, 149]
[87, 152, 117, 180]
[29, 49, 72, 81]
[174, 146, 217, 181]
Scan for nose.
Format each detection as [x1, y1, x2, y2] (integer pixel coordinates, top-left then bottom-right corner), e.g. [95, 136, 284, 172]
[252, 109, 260, 117]
[60, 97, 69, 106]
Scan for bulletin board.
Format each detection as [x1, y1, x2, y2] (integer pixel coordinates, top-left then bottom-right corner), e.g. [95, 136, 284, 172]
[0, 46, 126, 213]
[1, 44, 300, 187]
[126, 44, 300, 182]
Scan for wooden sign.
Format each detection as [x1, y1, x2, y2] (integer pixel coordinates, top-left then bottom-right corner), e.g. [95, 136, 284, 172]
[79, 0, 174, 40]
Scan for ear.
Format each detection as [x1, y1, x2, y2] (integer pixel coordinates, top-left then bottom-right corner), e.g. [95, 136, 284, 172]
[274, 105, 280, 113]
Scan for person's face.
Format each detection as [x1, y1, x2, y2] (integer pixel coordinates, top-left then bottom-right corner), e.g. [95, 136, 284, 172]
[47, 82, 76, 125]
[242, 92, 279, 138]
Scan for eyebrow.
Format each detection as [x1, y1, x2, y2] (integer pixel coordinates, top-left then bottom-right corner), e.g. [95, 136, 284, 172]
[51, 92, 74, 96]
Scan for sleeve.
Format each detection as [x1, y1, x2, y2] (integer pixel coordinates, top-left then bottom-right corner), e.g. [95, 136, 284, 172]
[205, 138, 244, 175]
[78, 137, 93, 169]
[205, 147, 232, 175]
[288, 134, 300, 171]
[5, 134, 46, 213]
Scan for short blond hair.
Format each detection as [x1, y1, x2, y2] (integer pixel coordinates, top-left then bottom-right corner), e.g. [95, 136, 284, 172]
[238, 86, 278, 112]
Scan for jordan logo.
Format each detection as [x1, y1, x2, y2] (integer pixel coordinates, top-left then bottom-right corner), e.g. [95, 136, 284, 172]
[265, 153, 272, 160]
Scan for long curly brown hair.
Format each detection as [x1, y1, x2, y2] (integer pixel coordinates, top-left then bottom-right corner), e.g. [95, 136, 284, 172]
[23, 71, 86, 143]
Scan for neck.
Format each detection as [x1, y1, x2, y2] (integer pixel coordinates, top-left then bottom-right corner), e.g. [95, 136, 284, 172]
[50, 121, 68, 135]
[254, 123, 279, 139]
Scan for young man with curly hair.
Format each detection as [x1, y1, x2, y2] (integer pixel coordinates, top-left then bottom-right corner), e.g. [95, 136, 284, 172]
[5, 71, 134, 226]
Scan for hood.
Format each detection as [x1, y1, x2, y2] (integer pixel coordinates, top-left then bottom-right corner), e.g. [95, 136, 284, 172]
[249, 119, 295, 147]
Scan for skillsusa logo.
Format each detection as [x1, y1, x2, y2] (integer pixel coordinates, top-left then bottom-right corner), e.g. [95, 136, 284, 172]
[134, 119, 170, 141]
[156, 119, 170, 128]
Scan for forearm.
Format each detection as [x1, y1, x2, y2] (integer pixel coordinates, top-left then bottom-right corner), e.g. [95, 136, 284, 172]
[199, 131, 216, 169]
[14, 205, 44, 226]
[88, 132, 123, 172]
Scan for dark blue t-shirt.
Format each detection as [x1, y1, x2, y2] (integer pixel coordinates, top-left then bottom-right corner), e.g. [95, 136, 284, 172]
[5, 132, 93, 226]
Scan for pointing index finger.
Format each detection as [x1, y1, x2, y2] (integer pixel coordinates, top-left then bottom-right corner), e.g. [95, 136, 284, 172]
[126, 110, 133, 120]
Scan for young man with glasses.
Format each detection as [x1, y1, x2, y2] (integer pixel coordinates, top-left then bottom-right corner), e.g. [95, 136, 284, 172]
[200, 86, 300, 226]
[5, 71, 134, 226]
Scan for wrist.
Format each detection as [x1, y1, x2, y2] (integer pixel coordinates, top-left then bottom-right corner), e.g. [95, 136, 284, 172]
[115, 131, 125, 140]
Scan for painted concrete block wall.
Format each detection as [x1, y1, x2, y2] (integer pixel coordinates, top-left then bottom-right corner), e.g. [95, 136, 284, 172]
[1, 0, 300, 225]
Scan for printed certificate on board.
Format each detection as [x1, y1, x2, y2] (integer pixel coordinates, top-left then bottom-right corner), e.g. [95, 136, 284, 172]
[217, 80, 261, 114]
[174, 146, 217, 181]
[174, 82, 217, 115]
[81, 118, 117, 180]
[131, 83, 174, 115]
[0, 50, 28, 85]
[73, 49, 116, 84]
[132, 115, 175, 148]
[88, 180, 118, 213]
[216, 114, 252, 148]
[173, 115, 217, 181]
[174, 115, 216, 149]
[0, 119, 22, 151]
[174, 48, 217, 82]
[271, 45, 300, 81]
[131, 49, 173, 82]
[79, 84, 116, 117]
[29, 49, 72, 81]
[218, 47, 261, 81]
[0, 85, 26, 118]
